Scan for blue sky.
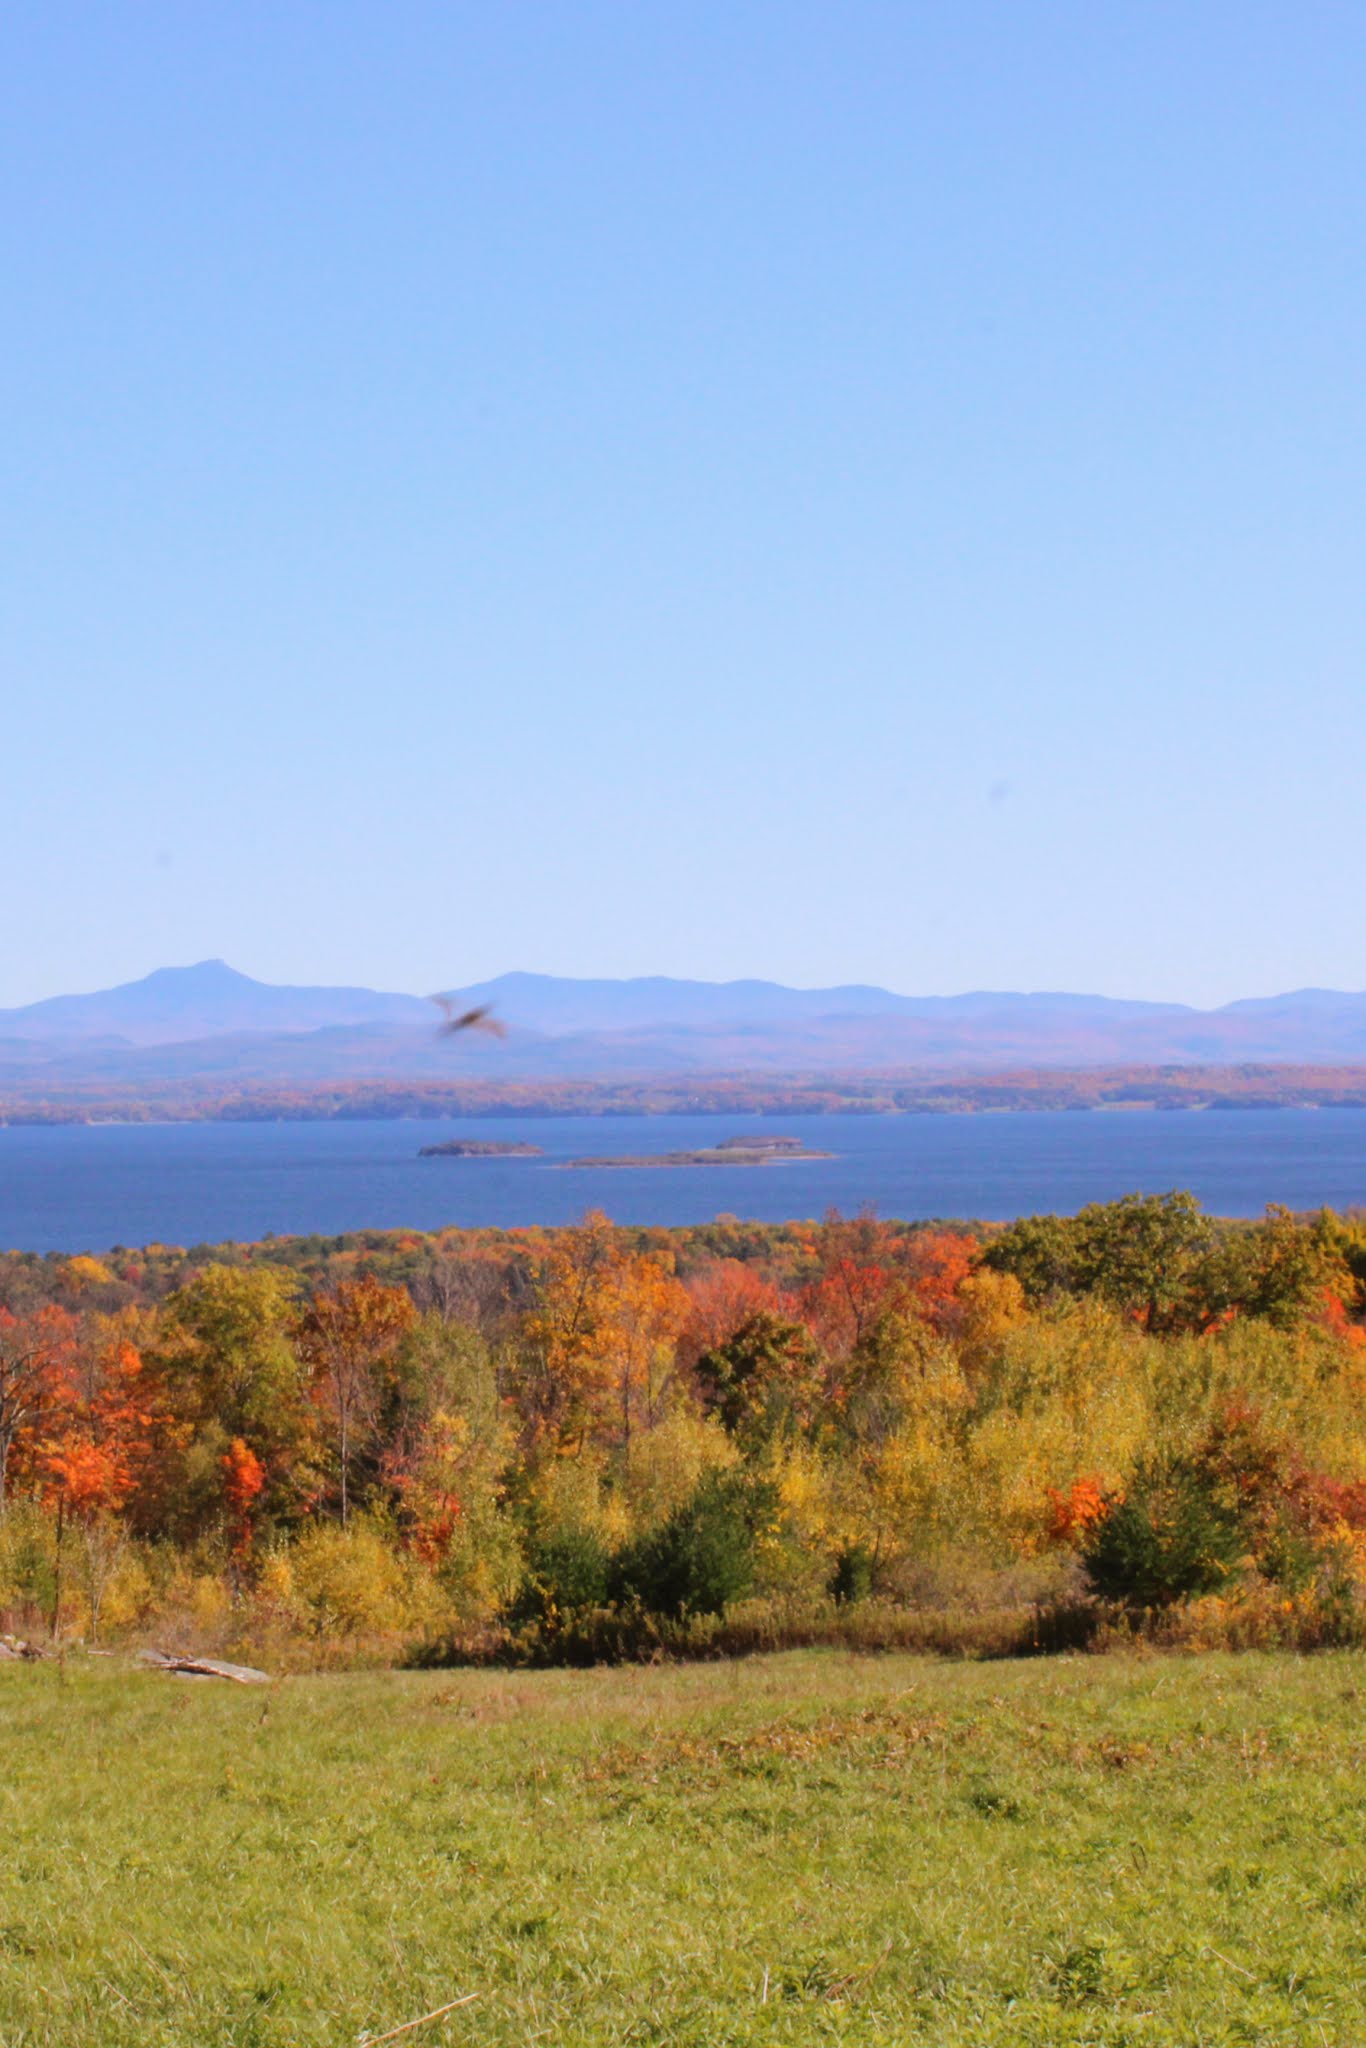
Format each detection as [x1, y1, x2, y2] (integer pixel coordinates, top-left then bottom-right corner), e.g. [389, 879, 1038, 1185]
[4, 3, 1363, 1009]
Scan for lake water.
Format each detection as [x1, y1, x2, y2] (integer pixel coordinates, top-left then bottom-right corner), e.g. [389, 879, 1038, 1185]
[0, 1110, 1362, 1253]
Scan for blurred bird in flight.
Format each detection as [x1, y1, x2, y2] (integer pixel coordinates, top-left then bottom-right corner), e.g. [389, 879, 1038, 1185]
[430, 996, 507, 1040]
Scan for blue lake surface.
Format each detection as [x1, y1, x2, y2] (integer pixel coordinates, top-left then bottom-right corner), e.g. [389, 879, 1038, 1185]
[0, 1110, 1362, 1252]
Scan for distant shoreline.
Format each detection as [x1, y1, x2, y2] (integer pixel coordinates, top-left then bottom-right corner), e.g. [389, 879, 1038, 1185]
[1, 1063, 1364, 1129]
[3, 1104, 1365, 1131]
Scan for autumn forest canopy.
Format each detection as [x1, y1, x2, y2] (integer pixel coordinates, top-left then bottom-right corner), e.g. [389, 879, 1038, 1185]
[3, 1195, 1366, 1665]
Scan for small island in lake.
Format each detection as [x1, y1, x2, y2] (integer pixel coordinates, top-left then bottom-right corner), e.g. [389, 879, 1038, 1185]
[563, 1134, 834, 1169]
[418, 1139, 544, 1158]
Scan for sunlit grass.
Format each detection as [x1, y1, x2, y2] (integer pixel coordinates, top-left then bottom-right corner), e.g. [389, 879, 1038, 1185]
[2, 1649, 1364, 2044]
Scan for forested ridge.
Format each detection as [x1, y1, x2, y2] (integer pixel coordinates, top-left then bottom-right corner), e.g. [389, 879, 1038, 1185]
[3, 1063, 1366, 1124]
[2, 1196, 1365, 1665]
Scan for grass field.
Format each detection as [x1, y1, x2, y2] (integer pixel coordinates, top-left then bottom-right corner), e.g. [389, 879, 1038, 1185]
[2, 1651, 1364, 2046]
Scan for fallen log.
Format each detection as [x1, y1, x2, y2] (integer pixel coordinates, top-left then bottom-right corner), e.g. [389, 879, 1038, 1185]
[136, 1649, 271, 1684]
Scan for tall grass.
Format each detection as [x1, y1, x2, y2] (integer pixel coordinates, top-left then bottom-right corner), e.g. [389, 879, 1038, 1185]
[2, 1647, 1364, 2044]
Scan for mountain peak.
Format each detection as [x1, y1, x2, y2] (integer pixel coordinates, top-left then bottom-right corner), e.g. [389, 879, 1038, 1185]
[139, 959, 257, 988]
[0, 961, 428, 1046]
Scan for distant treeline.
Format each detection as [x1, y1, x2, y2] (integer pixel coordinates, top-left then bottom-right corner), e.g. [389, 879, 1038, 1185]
[3, 1063, 1365, 1125]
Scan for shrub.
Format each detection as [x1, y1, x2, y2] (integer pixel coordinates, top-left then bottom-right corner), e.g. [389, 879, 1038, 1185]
[288, 1518, 411, 1640]
[618, 1406, 736, 1529]
[511, 1523, 612, 1629]
[614, 1470, 776, 1620]
[829, 1542, 875, 1606]
[0, 1501, 57, 1633]
[1081, 1460, 1245, 1608]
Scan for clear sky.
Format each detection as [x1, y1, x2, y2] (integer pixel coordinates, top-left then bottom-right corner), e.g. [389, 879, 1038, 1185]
[4, 3, 1364, 1010]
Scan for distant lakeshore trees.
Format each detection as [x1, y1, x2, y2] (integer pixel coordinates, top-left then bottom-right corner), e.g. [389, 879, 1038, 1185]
[1, 1064, 1365, 1125]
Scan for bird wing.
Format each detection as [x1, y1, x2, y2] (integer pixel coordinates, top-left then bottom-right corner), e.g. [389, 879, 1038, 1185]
[428, 996, 507, 1039]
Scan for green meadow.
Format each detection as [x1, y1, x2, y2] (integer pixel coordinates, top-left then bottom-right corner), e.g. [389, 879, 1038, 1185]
[2, 1649, 1364, 2046]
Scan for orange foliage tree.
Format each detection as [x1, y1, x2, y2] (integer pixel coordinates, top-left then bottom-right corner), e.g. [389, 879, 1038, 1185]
[797, 1211, 901, 1359]
[221, 1436, 267, 1555]
[902, 1231, 978, 1328]
[0, 1305, 78, 1510]
[295, 1278, 417, 1522]
[25, 1324, 169, 1521]
[519, 1212, 691, 1451]
[678, 1258, 784, 1368]
[608, 1249, 690, 1447]
[517, 1212, 626, 1448]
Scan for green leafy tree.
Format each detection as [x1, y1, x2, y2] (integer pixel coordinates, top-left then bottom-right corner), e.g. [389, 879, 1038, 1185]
[979, 1213, 1082, 1304]
[986, 1193, 1214, 1332]
[1236, 1206, 1355, 1328]
[158, 1265, 315, 1532]
[1072, 1192, 1213, 1331]
[694, 1313, 824, 1449]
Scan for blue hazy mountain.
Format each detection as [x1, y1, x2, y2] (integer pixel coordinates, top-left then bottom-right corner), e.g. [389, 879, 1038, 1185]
[431, 972, 1190, 1037]
[0, 964, 1362, 1081]
[0, 960, 430, 1045]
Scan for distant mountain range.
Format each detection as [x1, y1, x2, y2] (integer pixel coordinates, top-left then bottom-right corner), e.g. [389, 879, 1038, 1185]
[0, 961, 1363, 1101]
